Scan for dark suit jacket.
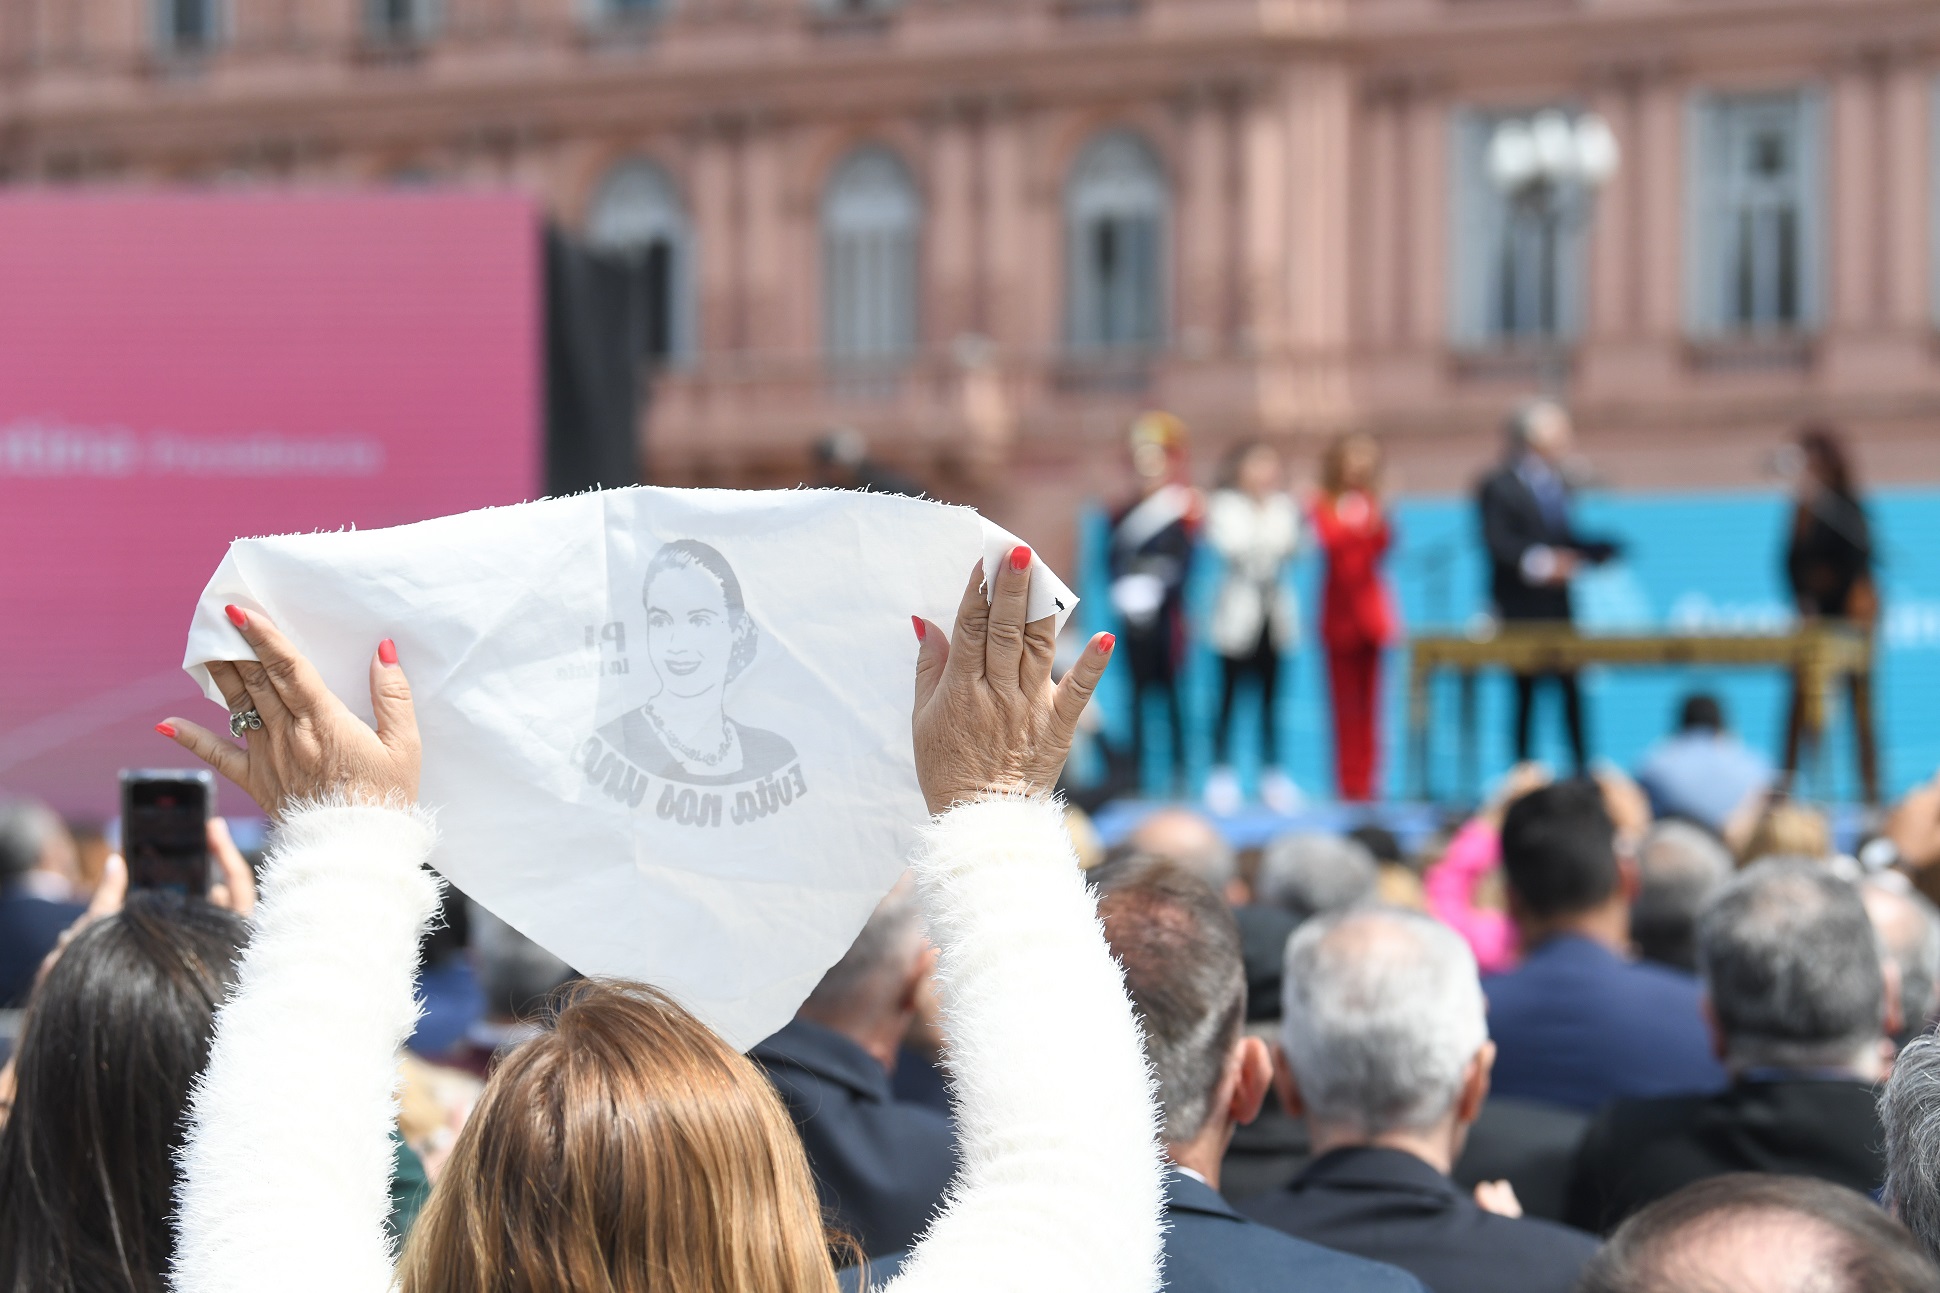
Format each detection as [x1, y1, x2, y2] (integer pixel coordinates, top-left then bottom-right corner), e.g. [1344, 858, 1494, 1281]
[1483, 935, 1727, 1114]
[1163, 1168, 1426, 1293]
[0, 888, 85, 1007]
[840, 1171, 1427, 1293]
[1452, 1097, 1590, 1224]
[752, 1017, 957, 1258]
[1478, 461, 1583, 623]
[1565, 1075, 1887, 1234]
[1235, 903, 1300, 1022]
[1240, 1146, 1600, 1293]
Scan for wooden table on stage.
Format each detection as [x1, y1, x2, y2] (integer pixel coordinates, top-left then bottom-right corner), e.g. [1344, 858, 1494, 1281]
[1406, 623, 1878, 804]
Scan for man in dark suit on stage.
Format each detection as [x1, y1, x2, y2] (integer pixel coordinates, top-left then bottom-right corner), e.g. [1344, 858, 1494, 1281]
[1477, 399, 1612, 770]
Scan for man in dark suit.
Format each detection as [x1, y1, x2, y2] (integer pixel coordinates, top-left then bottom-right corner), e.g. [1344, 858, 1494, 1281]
[1476, 399, 1613, 770]
[1242, 905, 1600, 1293]
[0, 798, 85, 1007]
[753, 880, 956, 1258]
[1567, 860, 1892, 1234]
[1091, 855, 1425, 1293]
[1484, 780, 1726, 1113]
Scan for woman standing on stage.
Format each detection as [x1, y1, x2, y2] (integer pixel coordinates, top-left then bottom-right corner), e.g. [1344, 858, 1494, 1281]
[1204, 441, 1302, 816]
[1782, 424, 1879, 799]
[1310, 433, 1398, 802]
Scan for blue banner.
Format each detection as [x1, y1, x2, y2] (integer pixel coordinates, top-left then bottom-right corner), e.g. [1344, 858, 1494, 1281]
[1079, 487, 1940, 804]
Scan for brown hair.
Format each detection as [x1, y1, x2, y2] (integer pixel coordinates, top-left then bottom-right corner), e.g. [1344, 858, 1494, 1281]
[1319, 432, 1381, 497]
[1091, 854, 1246, 1145]
[398, 980, 848, 1293]
[1579, 1174, 1936, 1292]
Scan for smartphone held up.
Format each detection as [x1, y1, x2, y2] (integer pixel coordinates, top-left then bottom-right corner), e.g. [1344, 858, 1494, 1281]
[119, 769, 214, 897]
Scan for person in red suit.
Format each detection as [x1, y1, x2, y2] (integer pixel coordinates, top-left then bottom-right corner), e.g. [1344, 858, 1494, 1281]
[1309, 433, 1397, 801]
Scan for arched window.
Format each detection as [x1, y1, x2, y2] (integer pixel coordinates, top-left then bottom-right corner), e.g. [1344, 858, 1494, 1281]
[1064, 131, 1168, 352]
[586, 160, 692, 364]
[822, 148, 921, 364]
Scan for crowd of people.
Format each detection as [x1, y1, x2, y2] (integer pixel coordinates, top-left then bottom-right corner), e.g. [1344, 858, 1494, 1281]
[0, 469, 1924, 1292]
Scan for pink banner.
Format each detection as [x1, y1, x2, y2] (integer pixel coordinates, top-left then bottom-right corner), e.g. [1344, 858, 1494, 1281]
[0, 190, 542, 820]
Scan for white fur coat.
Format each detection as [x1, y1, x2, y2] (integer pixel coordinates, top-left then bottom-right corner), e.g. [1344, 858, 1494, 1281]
[169, 796, 1164, 1293]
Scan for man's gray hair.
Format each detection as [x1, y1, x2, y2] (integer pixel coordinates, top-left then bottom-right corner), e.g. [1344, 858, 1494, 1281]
[1255, 833, 1378, 925]
[803, 875, 926, 1016]
[1280, 907, 1489, 1136]
[1505, 397, 1565, 450]
[1863, 876, 1940, 1048]
[1698, 859, 1885, 1070]
[0, 797, 63, 884]
[1093, 855, 1247, 1144]
[1632, 821, 1734, 973]
[1884, 1034, 1940, 1267]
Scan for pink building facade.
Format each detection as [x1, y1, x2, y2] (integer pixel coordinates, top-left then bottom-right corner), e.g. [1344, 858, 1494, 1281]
[3, 0, 1938, 562]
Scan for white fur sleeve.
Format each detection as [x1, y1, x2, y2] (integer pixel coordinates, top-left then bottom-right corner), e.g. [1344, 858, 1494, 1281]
[885, 796, 1165, 1293]
[171, 802, 441, 1293]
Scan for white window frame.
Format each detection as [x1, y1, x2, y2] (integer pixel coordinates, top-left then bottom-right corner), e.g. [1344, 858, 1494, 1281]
[152, 0, 226, 56]
[1064, 130, 1169, 354]
[586, 159, 695, 366]
[1447, 106, 1589, 350]
[1685, 88, 1824, 337]
[821, 147, 922, 366]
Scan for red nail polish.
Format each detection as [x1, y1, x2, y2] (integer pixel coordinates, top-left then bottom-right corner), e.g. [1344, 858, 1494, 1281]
[911, 616, 926, 642]
[1098, 633, 1116, 652]
[1009, 545, 1031, 572]
[224, 604, 248, 629]
[155, 722, 177, 739]
[378, 638, 398, 665]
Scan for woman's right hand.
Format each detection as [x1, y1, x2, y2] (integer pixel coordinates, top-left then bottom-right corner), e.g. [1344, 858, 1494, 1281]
[157, 606, 421, 820]
[911, 548, 1114, 815]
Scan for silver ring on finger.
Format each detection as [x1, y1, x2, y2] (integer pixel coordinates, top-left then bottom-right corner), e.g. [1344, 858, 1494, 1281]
[229, 708, 263, 739]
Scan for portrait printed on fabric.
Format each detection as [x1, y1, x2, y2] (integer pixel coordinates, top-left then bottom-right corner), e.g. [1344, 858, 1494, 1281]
[575, 539, 807, 827]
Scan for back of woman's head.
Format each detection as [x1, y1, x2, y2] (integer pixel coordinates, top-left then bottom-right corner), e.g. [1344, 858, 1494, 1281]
[0, 893, 248, 1293]
[399, 979, 843, 1293]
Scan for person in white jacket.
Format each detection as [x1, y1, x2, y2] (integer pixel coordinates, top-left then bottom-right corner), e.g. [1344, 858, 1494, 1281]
[156, 551, 1164, 1293]
[1205, 442, 1304, 816]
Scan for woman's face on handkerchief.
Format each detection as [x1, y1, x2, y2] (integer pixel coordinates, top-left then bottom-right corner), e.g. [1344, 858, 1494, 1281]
[646, 563, 733, 699]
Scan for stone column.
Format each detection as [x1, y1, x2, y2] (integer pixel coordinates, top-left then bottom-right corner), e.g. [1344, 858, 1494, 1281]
[1285, 62, 1353, 423]
[1828, 57, 1881, 332]
[1236, 76, 1290, 361]
[926, 105, 978, 354]
[691, 123, 740, 358]
[740, 117, 786, 357]
[1176, 86, 1229, 359]
[1882, 58, 1930, 331]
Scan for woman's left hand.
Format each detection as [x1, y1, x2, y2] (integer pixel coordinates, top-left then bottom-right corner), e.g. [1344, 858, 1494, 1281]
[158, 607, 420, 820]
[911, 548, 1114, 815]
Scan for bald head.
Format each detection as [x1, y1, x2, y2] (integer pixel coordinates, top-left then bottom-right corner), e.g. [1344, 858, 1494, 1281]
[1580, 1175, 1936, 1293]
[1864, 877, 1940, 1047]
[1126, 809, 1240, 903]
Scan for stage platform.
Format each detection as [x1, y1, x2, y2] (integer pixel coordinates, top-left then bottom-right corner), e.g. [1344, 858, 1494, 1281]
[1087, 796, 1882, 858]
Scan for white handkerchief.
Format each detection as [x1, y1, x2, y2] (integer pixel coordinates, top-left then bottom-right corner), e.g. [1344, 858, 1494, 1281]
[182, 486, 1076, 1050]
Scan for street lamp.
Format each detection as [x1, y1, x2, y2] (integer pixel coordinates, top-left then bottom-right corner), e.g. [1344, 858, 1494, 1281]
[1485, 110, 1620, 386]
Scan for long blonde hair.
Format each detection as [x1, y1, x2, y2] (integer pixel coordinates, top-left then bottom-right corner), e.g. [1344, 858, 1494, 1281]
[398, 980, 848, 1293]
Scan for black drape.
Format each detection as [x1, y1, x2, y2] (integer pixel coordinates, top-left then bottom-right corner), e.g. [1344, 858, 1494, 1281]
[544, 226, 642, 496]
